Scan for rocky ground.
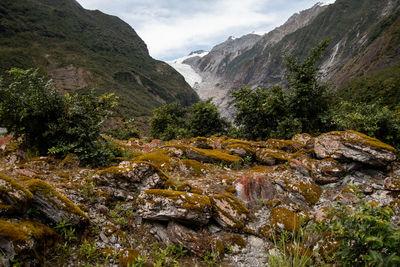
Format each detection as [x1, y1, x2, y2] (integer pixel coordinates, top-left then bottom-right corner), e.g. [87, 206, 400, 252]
[0, 130, 399, 266]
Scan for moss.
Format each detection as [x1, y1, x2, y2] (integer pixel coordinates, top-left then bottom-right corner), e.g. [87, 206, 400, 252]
[265, 139, 302, 152]
[143, 189, 211, 212]
[135, 151, 176, 170]
[97, 161, 169, 181]
[25, 179, 89, 220]
[59, 153, 80, 168]
[222, 233, 247, 249]
[251, 165, 269, 173]
[286, 183, 322, 205]
[0, 173, 34, 199]
[222, 138, 253, 147]
[257, 148, 292, 162]
[225, 143, 255, 155]
[271, 206, 300, 232]
[180, 159, 210, 176]
[119, 248, 140, 267]
[0, 219, 58, 253]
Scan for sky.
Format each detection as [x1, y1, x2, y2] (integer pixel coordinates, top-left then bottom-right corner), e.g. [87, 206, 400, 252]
[76, 0, 336, 61]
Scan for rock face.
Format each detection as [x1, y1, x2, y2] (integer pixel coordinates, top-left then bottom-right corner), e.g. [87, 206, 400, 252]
[210, 193, 249, 230]
[136, 189, 212, 224]
[95, 161, 168, 199]
[314, 130, 397, 166]
[25, 179, 89, 227]
[235, 176, 275, 208]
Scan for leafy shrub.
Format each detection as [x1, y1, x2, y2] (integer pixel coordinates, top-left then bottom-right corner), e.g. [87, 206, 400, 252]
[104, 119, 140, 140]
[332, 101, 400, 151]
[230, 40, 333, 140]
[150, 100, 228, 140]
[315, 198, 400, 266]
[0, 68, 119, 166]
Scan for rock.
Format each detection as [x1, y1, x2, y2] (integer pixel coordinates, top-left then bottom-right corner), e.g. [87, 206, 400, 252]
[95, 161, 168, 196]
[255, 148, 292, 165]
[167, 221, 210, 257]
[119, 248, 140, 267]
[225, 144, 255, 158]
[0, 174, 33, 216]
[25, 179, 89, 227]
[136, 189, 211, 224]
[314, 130, 397, 166]
[162, 145, 242, 164]
[0, 219, 58, 262]
[59, 153, 80, 169]
[384, 176, 400, 191]
[265, 139, 302, 153]
[270, 206, 300, 232]
[179, 159, 210, 176]
[234, 175, 275, 208]
[291, 133, 314, 149]
[312, 158, 346, 184]
[210, 193, 249, 230]
[190, 137, 213, 149]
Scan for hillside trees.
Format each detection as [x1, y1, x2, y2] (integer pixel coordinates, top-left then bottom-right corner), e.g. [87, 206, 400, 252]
[231, 40, 333, 140]
[150, 99, 229, 140]
[0, 68, 119, 165]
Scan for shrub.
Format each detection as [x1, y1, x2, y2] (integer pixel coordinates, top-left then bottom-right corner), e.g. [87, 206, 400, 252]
[332, 101, 400, 151]
[0, 68, 119, 166]
[150, 100, 228, 140]
[315, 196, 400, 266]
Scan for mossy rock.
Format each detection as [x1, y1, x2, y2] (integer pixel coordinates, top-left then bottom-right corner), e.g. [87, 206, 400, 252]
[285, 182, 322, 205]
[384, 176, 400, 191]
[189, 136, 213, 149]
[25, 179, 89, 227]
[136, 189, 212, 224]
[210, 193, 249, 231]
[0, 219, 58, 260]
[179, 159, 210, 176]
[135, 151, 178, 171]
[162, 145, 242, 165]
[291, 133, 314, 148]
[119, 248, 140, 267]
[225, 143, 255, 158]
[315, 130, 397, 166]
[270, 206, 300, 232]
[222, 138, 253, 148]
[256, 148, 292, 165]
[0, 173, 34, 215]
[265, 139, 303, 153]
[58, 153, 80, 169]
[95, 161, 169, 192]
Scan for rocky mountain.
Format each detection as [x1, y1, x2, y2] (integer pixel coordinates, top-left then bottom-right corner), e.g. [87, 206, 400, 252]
[173, 0, 400, 118]
[0, 0, 199, 117]
[1, 130, 399, 265]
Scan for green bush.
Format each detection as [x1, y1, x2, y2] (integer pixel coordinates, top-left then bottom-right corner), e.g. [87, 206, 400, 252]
[230, 40, 333, 140]
[316, 196, 400, 266]
[332, 101, 400, 151]
[150, 100, 228, 140]
[0, 68, 119, 166]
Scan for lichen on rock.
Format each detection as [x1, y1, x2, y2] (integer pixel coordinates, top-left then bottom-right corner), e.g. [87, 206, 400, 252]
[0, 173, 33, 216]
[210, 193, 249, 230]
[136, 189, 212, 224]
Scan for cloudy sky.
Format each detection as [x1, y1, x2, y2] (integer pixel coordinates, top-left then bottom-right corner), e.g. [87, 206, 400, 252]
[76, 0, 335, 61]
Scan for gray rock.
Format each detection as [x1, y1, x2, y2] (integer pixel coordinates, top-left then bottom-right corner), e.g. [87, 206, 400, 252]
[315, 130, 397, 166]
[210, 193, 249, 230]
[136, 189, 212, 225]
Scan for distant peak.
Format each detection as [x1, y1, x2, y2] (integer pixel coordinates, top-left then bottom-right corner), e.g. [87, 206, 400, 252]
[189, 50, 206, 56]
[317, 0, 336, 6]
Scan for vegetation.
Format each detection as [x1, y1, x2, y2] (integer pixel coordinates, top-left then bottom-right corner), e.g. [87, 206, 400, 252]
[0, 68, 119, 166]
[231, 40, 333, 140]
[150, 99, 229, 140]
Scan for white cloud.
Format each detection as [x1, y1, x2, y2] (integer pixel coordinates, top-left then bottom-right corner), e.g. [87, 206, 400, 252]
[76, 0, 328, 60]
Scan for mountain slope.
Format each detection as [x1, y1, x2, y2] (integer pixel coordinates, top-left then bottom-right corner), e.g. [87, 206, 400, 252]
[0, 0, 199, 117]
[175, 0, 400, 118]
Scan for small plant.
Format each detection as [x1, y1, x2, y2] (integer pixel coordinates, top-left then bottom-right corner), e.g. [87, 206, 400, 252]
[315, 198, 400, 266]
[151, 243, 187, 267]
[79, 239, 100, 262]
[203, 251, 220, 267]
[128, 254, 148, 267]
[54, 219, 76, 242]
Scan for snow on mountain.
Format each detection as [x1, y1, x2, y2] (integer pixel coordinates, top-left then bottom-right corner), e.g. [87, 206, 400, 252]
[167, 51, 208, 87]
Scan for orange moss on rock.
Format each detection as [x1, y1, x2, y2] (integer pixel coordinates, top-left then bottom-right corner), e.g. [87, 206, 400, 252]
[0, 173, 34, 215]
[180, 159, 210, 176]
[135, 151, 177, 170]
[119, 248, 140, 267]
[271, 206, 300, 232]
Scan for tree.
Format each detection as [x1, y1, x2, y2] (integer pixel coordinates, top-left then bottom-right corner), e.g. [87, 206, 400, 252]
[150, 102, 188, 140]
[0, 68, 119, 166]
[187, 98, 230, 137]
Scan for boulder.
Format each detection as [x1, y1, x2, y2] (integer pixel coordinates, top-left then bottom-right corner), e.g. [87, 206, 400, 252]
[0, 219, 58, 263]
[179, 159, 210, 176]
[255, 148, 292, 165]
[270, 206, 300, 232]
[136, 189, 211, 225]
[225, 143, 255, 158]
[314, 130, 397, 166]
[95, 161, 168, 195]
[210, 193, 249, 231]
[291, 133, 314, 149]
[167, 221, 210, 257]
[162, 145, 242, 164]
[312, 158, 346, 184]
[264, 139, 303, 153]
[234, 176, 275, 208]
[0, 174, 33, 216]
[25, 179, 89, 227]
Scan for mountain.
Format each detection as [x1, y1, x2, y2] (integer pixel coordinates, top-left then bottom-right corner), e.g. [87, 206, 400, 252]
[173, 0, 400, 118]
[0, 0, 199, 117]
